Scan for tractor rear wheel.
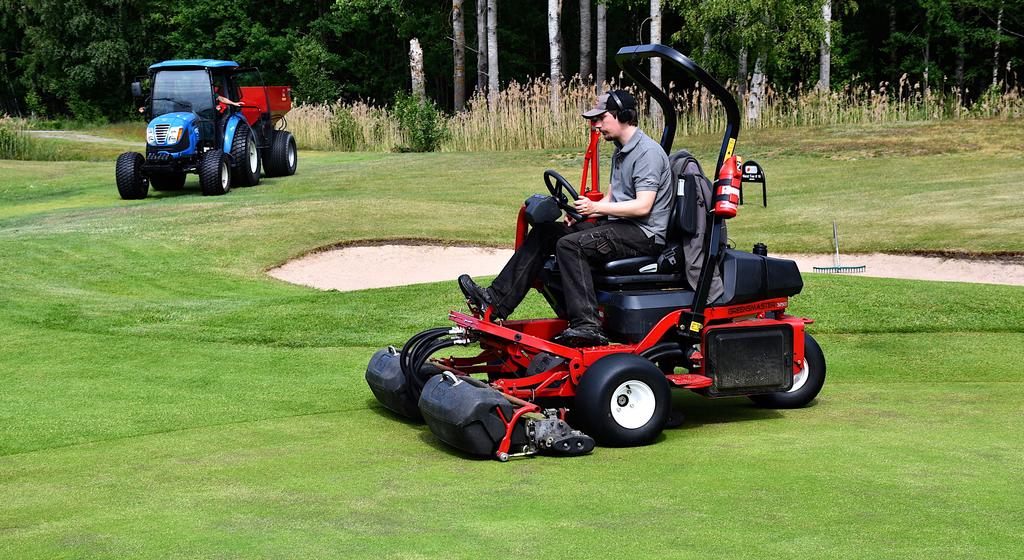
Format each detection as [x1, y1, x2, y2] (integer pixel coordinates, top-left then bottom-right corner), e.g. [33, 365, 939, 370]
[264, 130, 297, 177]
[230, 122, 261, 187]
[150, 172, 186, 191]
[199, 149, 231, 196]
[573, 354, 671, 447]
[115, 152, 148, 200]
[749, 333, 826, 409]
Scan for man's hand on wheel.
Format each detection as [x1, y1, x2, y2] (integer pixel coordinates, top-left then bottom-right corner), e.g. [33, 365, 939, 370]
[574, 197, 599, 216]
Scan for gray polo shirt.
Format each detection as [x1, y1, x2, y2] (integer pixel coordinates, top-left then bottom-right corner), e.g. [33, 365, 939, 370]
[607, 129, 673, 245]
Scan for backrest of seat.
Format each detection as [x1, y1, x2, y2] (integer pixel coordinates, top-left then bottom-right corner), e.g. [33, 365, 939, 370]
[668, 150, 726, 302]
[666, 150, 703, 244]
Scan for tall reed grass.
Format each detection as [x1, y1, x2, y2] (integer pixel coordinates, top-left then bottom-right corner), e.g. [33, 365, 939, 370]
[0, 116, 37, 159]
[284, 76, 1024, 153]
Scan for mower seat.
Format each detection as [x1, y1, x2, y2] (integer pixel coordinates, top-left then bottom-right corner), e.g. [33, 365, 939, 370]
[592, 243, 684, 288]
[552, 151, 713, 292]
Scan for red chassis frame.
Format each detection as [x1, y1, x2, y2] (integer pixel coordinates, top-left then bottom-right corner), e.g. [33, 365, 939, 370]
[439, 300, 810, 402]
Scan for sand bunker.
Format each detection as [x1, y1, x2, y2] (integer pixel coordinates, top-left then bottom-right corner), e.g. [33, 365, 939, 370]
[268, 244, 1024, 292]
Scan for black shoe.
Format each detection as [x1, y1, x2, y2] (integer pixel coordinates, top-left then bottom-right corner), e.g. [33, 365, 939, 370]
[553, 327, 609, 347]
[458, 274, 504, 318]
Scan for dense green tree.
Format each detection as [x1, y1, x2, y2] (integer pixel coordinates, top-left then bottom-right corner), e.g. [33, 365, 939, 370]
[0, 0, 1019, 119]
[4, 0, 153, 119]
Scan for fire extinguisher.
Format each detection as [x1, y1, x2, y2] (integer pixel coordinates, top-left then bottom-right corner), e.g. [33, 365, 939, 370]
[713, 155, 741, 218]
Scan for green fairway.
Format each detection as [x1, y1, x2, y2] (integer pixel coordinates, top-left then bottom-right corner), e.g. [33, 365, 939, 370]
[2, 120, 1023, 558]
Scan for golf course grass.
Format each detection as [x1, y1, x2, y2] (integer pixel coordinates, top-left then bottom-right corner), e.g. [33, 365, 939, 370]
[1, 120, 1023, 558]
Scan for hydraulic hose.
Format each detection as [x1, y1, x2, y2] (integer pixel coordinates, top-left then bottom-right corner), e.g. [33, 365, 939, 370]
[640, 342, 687, 371]
[400, 327, 449, 384]
[409, 337, 457, 394]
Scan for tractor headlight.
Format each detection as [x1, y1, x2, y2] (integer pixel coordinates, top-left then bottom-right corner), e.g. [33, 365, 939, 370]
[166, 126, 183, 144]
[146, 127, 156, 144]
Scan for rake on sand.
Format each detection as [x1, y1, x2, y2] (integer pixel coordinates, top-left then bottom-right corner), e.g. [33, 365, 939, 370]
[813, 220, 865, 274]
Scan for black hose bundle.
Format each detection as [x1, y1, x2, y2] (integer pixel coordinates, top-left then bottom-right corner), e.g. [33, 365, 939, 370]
[400, 327, 458, 399]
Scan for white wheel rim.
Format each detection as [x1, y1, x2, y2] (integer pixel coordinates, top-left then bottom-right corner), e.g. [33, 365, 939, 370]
[287, 142, 295, 167]
[220, 161, 229, 191]
[248, 136, 258, 172]
[609, 380, 656, 429]
[787, 360, 810, 393]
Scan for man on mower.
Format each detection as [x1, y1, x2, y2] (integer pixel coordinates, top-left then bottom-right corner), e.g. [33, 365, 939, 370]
[459, 89, 673, 347]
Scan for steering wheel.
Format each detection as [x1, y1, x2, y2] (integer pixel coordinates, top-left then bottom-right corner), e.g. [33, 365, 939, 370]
[543, 169, 584, 221]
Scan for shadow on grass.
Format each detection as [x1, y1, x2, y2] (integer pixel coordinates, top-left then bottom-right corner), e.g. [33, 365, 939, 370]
[149, 189, 197, 199]
[415, 431, 495, 461]
[364, 398, 427, 426]
[367, 391, 796, 460]
[146, 177, 287, 199]
[668, 391, 786, 430]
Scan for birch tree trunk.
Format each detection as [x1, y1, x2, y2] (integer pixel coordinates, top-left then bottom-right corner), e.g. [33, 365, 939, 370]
[453, 0, 466, 110]
[487, 0, 499, 106]
[923, 34, 930, 98]
[649, 0, 662, 122]
[595, 2, 606, 93]
[409, 38, 425, 102]
[737, 47, 748, 97]
[817, 0, 831, 92]
[476, 0, 487, 93]
[955, 6, 965, 90]
[579, 0, 592, 81]
[889, 5, 897, 82]
[993, 0, 1004, 87]
[548, 0, 562, 113]
[747, 53, 766, 124]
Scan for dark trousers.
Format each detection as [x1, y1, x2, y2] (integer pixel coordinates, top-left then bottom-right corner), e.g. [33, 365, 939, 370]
[489, 219, 658, 330]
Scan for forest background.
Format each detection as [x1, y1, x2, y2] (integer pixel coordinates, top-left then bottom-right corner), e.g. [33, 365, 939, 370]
[1, 0, 1020, 125]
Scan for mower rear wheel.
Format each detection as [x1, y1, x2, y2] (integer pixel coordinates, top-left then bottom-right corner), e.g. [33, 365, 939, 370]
[749, 332, 826, 409]
[199, 149, 231, 196]
[574, 354, 671, 447]
[115, 152, 148, 200]
[150, 172, 186, 191]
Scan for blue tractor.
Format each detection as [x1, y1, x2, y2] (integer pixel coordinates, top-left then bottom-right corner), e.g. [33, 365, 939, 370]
[116, 59, 297, 199]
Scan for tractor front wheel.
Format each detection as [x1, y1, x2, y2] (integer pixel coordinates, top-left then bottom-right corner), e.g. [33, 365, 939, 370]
[749, 333, 826, 409]
[264, 130, 297, 177]
[115, 152, 148, 200]
[573, 354, 671, 447]
[150, 172, 186, 191]
[230, 122, 261, 187]
[199, 149, 231, 196]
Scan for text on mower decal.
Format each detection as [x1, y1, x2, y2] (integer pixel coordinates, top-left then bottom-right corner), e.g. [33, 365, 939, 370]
[728, 301, 787, 315]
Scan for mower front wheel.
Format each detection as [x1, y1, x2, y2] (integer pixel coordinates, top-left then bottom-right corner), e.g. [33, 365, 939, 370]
[749, 332, 826, 409]
[574, 354, 671, 447]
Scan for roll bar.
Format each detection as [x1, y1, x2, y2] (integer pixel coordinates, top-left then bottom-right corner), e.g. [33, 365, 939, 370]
[614, 44, 740, 177]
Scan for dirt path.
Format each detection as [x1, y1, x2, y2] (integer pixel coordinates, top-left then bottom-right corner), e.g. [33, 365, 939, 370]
[268, 244, 1024, 292]
[27, 130, 134, 145]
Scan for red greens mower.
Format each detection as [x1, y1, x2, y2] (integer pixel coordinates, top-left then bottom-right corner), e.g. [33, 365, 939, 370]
[366, 44, 825, 461]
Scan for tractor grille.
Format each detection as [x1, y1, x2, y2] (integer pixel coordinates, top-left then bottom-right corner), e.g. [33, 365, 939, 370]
[153, 124, 170, 144]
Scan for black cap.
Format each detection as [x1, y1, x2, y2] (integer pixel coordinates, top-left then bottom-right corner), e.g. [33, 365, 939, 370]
[582, 89, 637, 119]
